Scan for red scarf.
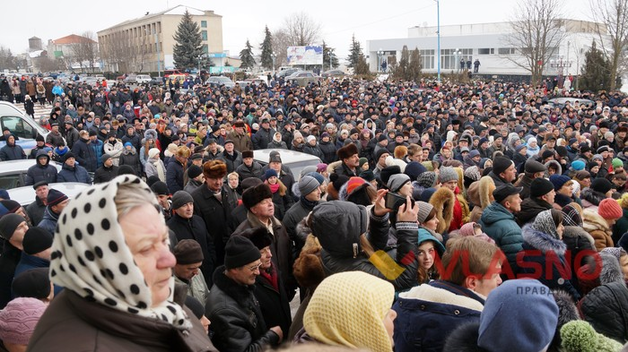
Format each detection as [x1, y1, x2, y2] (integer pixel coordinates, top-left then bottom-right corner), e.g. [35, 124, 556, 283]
[259, 265, 279, 291]
[268, 183, 280, 194]
[449, 187, 463, 232]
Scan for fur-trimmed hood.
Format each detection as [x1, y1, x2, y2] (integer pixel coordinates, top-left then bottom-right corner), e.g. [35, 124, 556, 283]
[399, 284, 484, 312]
[293, 233, 326, 291]
[545, 160, 563, 176]
[429, 186, 455, 234]
[443, 322, 485, 352]
[552, 289, 581, 328]
[598, 251, 626, 286]
[144, 128, 158, 142]
[583, 209, 612, 234]
[522, 224, 567, 255]
[562, 226, 596, 251]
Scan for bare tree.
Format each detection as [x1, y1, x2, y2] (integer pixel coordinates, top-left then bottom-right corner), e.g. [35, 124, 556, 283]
[503, 0, 566, 86]
[283, 12, 322, 46]
[589, 0, 628, 91]
[69, 32, 98, 72]
[271, 29, 289, 68]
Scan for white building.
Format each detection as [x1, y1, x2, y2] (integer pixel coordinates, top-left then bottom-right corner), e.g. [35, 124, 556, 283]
[367, 20, 606, 78]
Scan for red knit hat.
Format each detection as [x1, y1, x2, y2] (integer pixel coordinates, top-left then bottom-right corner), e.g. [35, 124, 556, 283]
[345, 177, 367, 196]
[598, 198, 623, 220]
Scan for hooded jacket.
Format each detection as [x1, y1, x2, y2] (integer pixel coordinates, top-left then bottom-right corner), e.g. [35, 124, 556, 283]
[516, 197, 552, 226]
[57, 162, 91, 184]
[119, 146, 142, 176]
[580, 281, 628, 343]
[479, 202, 523, 272]
[583, 209, 615, 251]
[0, 138, 26, 161]
[25, 150, 58, 185]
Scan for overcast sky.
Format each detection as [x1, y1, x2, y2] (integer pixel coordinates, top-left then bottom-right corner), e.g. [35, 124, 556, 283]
[4, 0, 592, 59]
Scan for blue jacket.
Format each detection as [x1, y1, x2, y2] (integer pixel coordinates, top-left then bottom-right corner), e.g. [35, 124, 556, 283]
[71, 138, 97, 172]
[38, 206, 60, 236]
[90, 138, 104, 169]
[393, 280, 484, 352]
[25, 151, 58, 186]
[166, 159, 185, 194]
[479, 201, 523, 272]
[57, 163, 91, 184]
[14, 252, 62, 296]
[0, 143, 26, 161]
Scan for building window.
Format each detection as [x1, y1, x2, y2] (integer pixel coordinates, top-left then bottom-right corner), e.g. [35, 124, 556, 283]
[201, 20, 207, 28]
[202, 30, 207, 41]
[498, 48, 515, 55]
[478, 48, 494, 55]
[419, 49, 434, 69]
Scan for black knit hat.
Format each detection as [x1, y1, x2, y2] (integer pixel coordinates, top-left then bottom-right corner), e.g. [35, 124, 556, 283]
[236, 227, 272, 250]
[224, 235, 261, 269]
[0, 213, 25, 240]
[591, 178, 613, 194]
[187, 165, 202, 179]
[12, 268, 51, 299]
[530, 178, 554, 198]
[22, 227, 53, 255]
[46, 189, 68, 207]
[150, 181, 169, 196]
[493, 157, 513, 176]
[173, 239, 204, 265]
[242, 184, 272, 209]
[171, 190, 194, 210]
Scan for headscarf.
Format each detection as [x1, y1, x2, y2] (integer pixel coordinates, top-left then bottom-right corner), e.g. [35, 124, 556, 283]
[531, 209, 560, 239]
[303, 271, 394, 352]
[49, 175, 191, 330]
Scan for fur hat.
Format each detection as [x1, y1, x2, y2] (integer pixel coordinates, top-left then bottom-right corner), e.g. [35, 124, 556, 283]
[236, 227, 273, 250]
[429, 187, 455, 234]
[242, 183, 272, 209]
[337, 143, 359, 160]
[202, 160, 227, 179]
[242, 150, 254, 159]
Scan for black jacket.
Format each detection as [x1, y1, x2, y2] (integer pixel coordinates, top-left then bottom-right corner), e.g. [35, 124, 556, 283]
[220, 150, 243, 174]
[206, 267, 281, 352]
[254, 266, 292, 338]
[318, 140, 337, 164]
[0, 242, 21, 308]
[119, 148, 142, 176]
[71, 138, 97, 172]
[252, 127, 275, 150]
[236, 162, 263, 181]
[93, 164, 119, 184]
[167, 159, 186, 194]
[25, 152, 58, 186]
[516, 197, 552, 226]
[581, 281, 628, 343]
[167, 213, 216, 287]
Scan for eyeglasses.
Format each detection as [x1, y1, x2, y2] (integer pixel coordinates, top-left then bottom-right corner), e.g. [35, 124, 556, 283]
[248, 263, 262, 272]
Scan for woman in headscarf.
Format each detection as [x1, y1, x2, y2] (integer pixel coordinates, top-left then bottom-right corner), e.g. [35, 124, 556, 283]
[294, 271, 396, 352]
[28, 175, 217, 351]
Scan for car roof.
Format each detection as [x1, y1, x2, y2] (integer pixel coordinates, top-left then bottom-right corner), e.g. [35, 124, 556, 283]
[0, 159, 61, 174]
[8, 182, 90, 206]
[253, 149, 322, 179]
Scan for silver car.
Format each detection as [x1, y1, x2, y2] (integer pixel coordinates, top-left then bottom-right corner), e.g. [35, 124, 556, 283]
[0, 159, 62, 190]
[8, 182, 90, 206]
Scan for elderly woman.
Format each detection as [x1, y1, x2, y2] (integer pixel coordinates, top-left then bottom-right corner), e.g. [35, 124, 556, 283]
[28, 175, 217, 351]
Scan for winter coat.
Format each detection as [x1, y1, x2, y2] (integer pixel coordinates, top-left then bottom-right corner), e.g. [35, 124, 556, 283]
[0, 243, 21, 309]
[580, 281, 628, 343]
[236, 162, 263, 181]
[104, 140, 123, 166]
[580, 188, 606, 211]
[283, 200, 316, 255]
[520, 224, 581, 300]
[119, 147, 142, 176]
[191, 184, 237, 266]
[303, 143, 324, 160]
[252, 127, 275, 150]
[37, 206, 60, 236]
[234, 212, 297, 300]
[393, 281, 485, 352]
[184, 178, 203, 194]
[220, 150, 243, 174]
[0, 143, 26, 161]
[166, 159, 186, 194]
[26, 196, 46, 226]
[145, 157, 167, 182]
[174, 274, 209, 310]
[227, 131, 253, 152]
[562, 226, 596, 296]
[64, 127, 80, 149]
[583, 209, 614, 251]
[267, 140, 287, 149]
[25, 151, 58, 186]
[318, 140, 337, 164]
[614, 208, 628, 244]
[479, 202, 523, 273]
[254, 265, 293, 338]
[45, 131, 65, 148]
[516, 197, 553, 226]
[93, 164, 119, 184]
[71, 138, 97, 172]
[167, 213, 216, 287]
[205, 267, 281, 352]
[57, 162, 91, 184]
[90, 138, 104, 168]
[28, 289, 217, 352]
[514, 174, 533, 200]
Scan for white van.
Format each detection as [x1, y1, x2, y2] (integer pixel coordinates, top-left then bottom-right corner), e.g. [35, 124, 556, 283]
[0, 101, 50, 155]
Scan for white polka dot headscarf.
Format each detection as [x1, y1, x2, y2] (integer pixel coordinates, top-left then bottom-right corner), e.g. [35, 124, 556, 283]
[50, 175, 191, 330]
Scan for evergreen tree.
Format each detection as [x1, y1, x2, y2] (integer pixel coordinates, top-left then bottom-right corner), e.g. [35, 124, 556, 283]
[347, 34, 362, 68]
[173, 10, 204, 71]
[355, 53, 370, 75]
[322, 41, 339, 70]
[393, 45, 410, 80]
[239, 39, 256, 70]
[408, 47, 423, 81]
[260, 26, 274, 70]
[580, 40, 612, 92]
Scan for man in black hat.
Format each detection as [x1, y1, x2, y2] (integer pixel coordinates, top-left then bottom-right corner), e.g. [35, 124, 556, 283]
[26, 181, 49, 226]
[578, 143, 593, 163]
[45, 123, 65, 148]
[28, 134, 47, 159]
[219, 139, 243, 173]
[516, 178, 555, 226]
[479, 184, 524, 273]
[488, 156, 517, 187]
[236, 150, 263, 180]
[173, 239, 210, 308]
[206, 236, 283, 351]
[514, 159, 547, 199]
[37, 188, 69, 236]
[63, 120, 80, 149]
[0, 213, 28, 308]
[93, 154, 119, 184]
[15, 227, 53, 278]
[252, 117, 275, 150]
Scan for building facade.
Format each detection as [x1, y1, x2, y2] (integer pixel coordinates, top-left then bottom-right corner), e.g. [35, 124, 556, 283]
[97, 5, 223, 74]
[367, 19, 606, 79]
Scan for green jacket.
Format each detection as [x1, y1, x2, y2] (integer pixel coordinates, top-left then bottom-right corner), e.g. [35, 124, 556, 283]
[479, 202, 523, 273]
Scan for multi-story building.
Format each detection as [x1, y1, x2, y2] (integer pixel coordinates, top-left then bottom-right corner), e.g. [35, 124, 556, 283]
[97, 5, 223, 74]
[367, 19, 607, 80]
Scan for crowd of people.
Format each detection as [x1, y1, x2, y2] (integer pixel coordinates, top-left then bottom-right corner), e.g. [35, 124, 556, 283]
[0, 72, 628, 351]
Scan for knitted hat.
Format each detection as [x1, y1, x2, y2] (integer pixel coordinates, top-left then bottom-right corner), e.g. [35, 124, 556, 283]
[439, 167, 459, 183]
[417, 171, 438, 189]
[46, 188, 68, 207]
[303, 271, 395, 352]
[1, 199, 20, 214]
[173, 239, 204, 265]
[242, 183, 272, 209]
[387, 174, 411, 193]
[118, 165, 135, 175]
[477, 279, 559, 352]
[171, 190, 194, 210]
[124, 142, 132, 148]
[0, 213, 25, 240]
[0, 297, 47, 345]
[316, 163, 328, 173]
[359, 170, 375, 182]
[574, 170, 591, 180]
[148, 148, 160, 159]
[463, 166, 481, 182]
[263, 169, 278, 181]
[307, 172, 325, 186]
[468, 149, 480, 159]
[560, 320, 623, 352]
[493, 156, 513, 175]
[598, 198, 622, 220]
[525, 160, 547, 174]
[405, 162, 427, 181]
[102, 154, 112, 163]
[418, 228, 445, 255]
[310, 201, 368, 258]
[379, 165, 401, 186]
[236, 227, 272, 250]
[359, 157, 369, 168]
[202, 160, 227, 179]
[345, 177, 368, 197]
[12, 268, 51, 299]
[337, 143, 359, 160]
[530, 178, 555, 198]
[150, 181, 169, 196]
[22, 227, 53, 255]
[269, 151, 282, 163]
[550, 174, 571, 191]
[416, 201, 434, 224]
[299, 175, 320, 196]
[571, 160, 586, 171]
[241, 177, 263, 191]
[375, 148, 389, 162]
[591, 178, 613, 194]
[224, 235, 261, 269]
[612, 158, 623, 169]
[187, 165, 203, 179]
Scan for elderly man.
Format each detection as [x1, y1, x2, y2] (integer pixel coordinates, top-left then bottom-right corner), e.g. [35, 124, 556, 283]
[167, 190, 216, 286]
[173, 239, 210, 309]
[26, 181, 49, 226]
[206, 236, 283, 352]
[236, 150, 263, 181]
[333, 143, 360, 177]
[228, 121, 253, 152]
[234, 183, 297, 300]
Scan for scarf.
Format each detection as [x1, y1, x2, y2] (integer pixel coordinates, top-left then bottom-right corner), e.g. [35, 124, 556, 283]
[268, 183, 280, 194]
[49, 175, 191, 331]
[151, 157, 166, 182]
[300, 195, 319, 210]
[259, 264, 279, 292]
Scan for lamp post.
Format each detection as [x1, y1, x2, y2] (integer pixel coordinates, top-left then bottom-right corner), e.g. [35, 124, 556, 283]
[550, 55, 572, 88]
[377, 49, 384, 72]
[435, 0, 441, 83]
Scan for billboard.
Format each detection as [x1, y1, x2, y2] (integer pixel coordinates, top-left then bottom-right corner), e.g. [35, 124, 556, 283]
[286, 46, 323, 65]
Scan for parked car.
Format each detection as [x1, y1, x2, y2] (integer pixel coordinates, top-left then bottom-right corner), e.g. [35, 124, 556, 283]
[164, 69, 188, 77]
[0, 159, 62, 190]
[0, 101, 51, 156]
[276, 68, 299, 78]
[548, 97, 595, 109]
[135, 74, 152, 84]
[205, 76, 235, 89]
[150, 76, 165, 85]
[124, 74, 138, 84]
[8, 182, 89, 207]
[253, 149, 321, 180]
[322, 69, 345, 77]
[285, 71, 321, 86]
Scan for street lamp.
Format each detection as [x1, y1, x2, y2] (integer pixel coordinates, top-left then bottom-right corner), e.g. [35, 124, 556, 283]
[377, 49, 384, 72]
[550, 55, 572, 88]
